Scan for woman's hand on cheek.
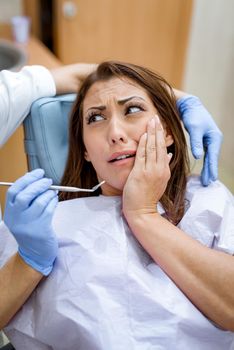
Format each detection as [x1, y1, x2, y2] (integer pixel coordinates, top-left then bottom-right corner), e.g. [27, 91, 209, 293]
[122, 116, 172, 222]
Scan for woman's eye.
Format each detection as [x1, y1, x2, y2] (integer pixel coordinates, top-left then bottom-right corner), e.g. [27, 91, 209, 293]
[87, 114, 104, 124]
[127, 105, 143, 114]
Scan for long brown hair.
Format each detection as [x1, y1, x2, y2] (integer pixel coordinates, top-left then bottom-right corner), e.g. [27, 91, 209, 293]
[60, 61, 190, 224]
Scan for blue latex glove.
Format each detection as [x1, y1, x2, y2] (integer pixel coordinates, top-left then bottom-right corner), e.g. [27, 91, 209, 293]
[177, 95, 223, 186]
[4, 169, 58, 276]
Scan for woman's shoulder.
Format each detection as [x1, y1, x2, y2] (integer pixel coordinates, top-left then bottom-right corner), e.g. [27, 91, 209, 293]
[186, 174, 232, 195]
[180, 175, 234, 253]
[185, 175, 233, 214]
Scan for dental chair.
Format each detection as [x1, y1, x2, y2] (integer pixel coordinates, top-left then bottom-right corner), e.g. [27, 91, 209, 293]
[23, 93, 76, 182]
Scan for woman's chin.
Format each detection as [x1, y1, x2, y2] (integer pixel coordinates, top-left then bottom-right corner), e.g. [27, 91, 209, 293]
[100, 179, 126, 196]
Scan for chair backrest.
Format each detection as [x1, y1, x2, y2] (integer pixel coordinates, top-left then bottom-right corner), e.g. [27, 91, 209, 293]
[23, 94, 76, 184]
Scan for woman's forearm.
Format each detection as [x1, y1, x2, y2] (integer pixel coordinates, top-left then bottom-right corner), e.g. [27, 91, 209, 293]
[126, 213, 234, 331]
[0, 253, 43, 329]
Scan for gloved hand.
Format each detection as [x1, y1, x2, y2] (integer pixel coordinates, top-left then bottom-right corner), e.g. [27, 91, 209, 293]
[177, 95, 223, 186]
[4, 169, 58, 276]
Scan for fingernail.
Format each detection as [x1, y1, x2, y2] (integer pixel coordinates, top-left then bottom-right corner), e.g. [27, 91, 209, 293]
[155, 115, 160, 123]
[168, 153, 173, 160]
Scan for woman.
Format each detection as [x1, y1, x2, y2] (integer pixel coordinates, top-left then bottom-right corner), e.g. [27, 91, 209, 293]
[1, 61, 234, 349]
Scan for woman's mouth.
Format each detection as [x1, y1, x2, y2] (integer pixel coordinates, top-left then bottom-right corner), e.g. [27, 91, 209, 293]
[109, 154, 135, 163]
[108, 150, 136, 163]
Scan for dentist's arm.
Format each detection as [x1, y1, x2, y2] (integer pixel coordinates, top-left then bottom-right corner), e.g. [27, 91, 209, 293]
[0, 169, 58, 328]
[0, 253, 42, 329]
[0, 65, 55, 146]
[50, 63, 97, 95]
[0, 63, 96, 329]
[0, 63, 97, 146]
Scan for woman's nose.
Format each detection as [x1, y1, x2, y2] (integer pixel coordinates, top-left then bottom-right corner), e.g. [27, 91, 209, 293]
[107, 119, 128, 145]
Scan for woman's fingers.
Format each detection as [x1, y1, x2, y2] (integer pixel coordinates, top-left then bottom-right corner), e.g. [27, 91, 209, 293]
[134, 115, 171, 175]
[145, 116, 168, 171]
[146, 117, 157, 167]
[155, 116, 168, 165]
[133, 132, 147, 171]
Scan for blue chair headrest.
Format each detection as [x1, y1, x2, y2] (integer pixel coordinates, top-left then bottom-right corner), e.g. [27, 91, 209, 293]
[23, 94, 76, 184]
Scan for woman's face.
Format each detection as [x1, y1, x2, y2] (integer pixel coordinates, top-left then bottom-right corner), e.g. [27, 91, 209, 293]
[82, 77, 173, 196]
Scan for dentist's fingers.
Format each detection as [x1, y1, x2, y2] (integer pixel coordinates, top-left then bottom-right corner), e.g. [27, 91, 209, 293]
[6, 169, 45, 204]
[14, 178, 53, 211]
[201, 152, 210, 187]
[203, 131, 222, 182]
[42, 194, 59, 218]
[206, 147, 218, 182]
[27, 189, 58, 217]
[189, 128, 204, 159]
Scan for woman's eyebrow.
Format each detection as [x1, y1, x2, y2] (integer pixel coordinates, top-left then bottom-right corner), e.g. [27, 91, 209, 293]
[118, 96, 146, 105]
[86, 105, 106, 113]
[85, 96, 146, 113]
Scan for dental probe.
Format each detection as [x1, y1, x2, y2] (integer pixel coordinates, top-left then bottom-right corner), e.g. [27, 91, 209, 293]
[0, 181, 105, 193]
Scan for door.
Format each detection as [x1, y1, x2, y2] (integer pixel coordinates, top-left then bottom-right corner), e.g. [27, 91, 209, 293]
[53, 0, 193, 87]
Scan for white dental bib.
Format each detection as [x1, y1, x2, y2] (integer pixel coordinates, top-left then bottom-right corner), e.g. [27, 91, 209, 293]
[1, 176, 234, 350]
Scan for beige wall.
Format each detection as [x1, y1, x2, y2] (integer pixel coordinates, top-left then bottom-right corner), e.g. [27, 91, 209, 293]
[0, 0, 22, 23]
[183, 0, 234, 192]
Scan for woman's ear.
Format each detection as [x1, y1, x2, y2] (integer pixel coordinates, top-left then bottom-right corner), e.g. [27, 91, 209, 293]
[84, 151, 91, 162]
[163, 124, 174, 146]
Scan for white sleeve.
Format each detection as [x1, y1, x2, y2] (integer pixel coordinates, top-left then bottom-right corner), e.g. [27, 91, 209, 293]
[0, 65, 56, 147]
